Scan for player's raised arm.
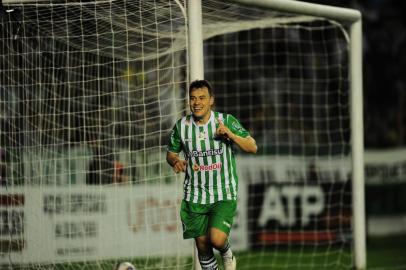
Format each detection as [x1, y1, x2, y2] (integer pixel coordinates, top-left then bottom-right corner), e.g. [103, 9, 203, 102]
[230, 134, 257, 154]
[216, 119, 257, 154]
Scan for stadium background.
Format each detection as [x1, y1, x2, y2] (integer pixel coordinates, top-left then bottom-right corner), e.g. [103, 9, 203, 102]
[0, 0, 405, 269]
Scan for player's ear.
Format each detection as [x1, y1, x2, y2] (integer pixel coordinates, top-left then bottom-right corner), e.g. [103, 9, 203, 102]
[209, 95, 214, 106]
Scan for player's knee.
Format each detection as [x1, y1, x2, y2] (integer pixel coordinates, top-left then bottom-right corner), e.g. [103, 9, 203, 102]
[210, 237, 226, 250]
[209, 231, 227, 250]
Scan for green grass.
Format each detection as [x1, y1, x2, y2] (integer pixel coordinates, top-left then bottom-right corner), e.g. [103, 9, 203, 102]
[231, 235, 406, 269]
[3, 235, 406, 270]
[366, 234, 406, 269]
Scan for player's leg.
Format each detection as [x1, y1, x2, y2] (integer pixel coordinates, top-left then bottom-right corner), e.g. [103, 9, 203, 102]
[209, 227, 236, 270]
[195, 235, 218, 270]
[180, 201, 218, 270]
[209, 200, 237, 270]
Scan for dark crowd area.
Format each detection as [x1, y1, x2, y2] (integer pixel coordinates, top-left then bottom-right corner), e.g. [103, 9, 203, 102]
[309, 0, 406, 148]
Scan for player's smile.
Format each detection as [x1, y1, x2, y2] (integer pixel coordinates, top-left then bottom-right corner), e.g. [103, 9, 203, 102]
[190, 86, 214, 124]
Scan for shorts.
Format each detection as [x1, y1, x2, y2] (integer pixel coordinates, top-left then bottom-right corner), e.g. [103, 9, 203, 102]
[180, 199, 237, 239]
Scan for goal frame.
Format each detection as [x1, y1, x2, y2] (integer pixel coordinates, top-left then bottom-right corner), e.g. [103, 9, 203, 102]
[187, 0, 365, 269]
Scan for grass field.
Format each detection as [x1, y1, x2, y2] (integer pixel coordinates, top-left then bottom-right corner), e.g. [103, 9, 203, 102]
[232, 235, 406, 269]
[4, 235, 406, 270]
[365, 235, 406, 269]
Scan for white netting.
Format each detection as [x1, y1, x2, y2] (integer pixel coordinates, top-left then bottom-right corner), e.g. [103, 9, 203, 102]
[1, 1, 190, 269]
[0, 0, 354, 269]
[203, 4, 353, 270]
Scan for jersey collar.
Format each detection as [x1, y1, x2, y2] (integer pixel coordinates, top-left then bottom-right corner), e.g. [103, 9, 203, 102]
[192, 110, 214, 126]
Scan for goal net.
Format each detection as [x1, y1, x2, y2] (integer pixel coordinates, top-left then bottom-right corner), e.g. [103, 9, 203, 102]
[202, 2, 355, 269]
[0, 0, 359, 269]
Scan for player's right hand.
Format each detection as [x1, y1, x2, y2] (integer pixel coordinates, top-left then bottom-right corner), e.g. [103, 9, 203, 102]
[173, 160, 187, 173]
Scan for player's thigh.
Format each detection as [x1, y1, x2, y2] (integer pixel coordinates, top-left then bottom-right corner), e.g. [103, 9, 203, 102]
[180, 200, 210, 239]
[209, 200, 237, 236]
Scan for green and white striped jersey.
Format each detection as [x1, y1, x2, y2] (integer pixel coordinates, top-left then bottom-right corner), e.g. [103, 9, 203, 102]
[167, 111, 250, 204]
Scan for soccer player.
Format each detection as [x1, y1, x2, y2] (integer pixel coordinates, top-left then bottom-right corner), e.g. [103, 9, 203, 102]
[166, 79, 257, 270]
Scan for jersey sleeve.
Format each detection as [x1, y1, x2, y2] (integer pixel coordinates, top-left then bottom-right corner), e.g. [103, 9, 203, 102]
[226, 114, 250, 138]
[167, 122, 182, 153]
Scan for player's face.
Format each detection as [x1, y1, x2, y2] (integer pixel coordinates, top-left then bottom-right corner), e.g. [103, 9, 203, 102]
[190, 87, 214, 122]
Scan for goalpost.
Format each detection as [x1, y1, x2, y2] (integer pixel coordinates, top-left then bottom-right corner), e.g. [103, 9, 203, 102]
[189, 1, 365, 269]
[0, 0, 364, 269]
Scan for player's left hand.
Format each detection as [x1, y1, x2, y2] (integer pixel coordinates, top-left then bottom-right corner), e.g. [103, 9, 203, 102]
[216, 119, 234, 140]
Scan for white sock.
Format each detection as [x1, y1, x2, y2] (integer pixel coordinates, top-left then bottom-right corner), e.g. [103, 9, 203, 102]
[198, 252, 218, 270]
[219, 241, 233, 259]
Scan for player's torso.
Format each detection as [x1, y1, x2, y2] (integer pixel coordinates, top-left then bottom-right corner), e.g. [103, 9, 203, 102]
[178, 112, 238, 203]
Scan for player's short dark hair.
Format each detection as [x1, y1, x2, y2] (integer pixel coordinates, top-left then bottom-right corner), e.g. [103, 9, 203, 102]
[189, 79, 213, 96]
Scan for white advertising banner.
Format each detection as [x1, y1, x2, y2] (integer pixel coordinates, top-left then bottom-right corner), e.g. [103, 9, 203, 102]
[3, 148, 406, 264]
[1, 184, 192, 264]
[364, 148, 406, 184]
[237, 155, 351, 184]
[0, 183, 248, 264]
[238, 148, 406, 185]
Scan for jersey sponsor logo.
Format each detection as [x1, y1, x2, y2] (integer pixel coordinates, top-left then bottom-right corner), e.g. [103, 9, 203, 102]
[193, 164, 200, 172]
[192, 162, 222, 172]
[187, 148, 223, 158]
